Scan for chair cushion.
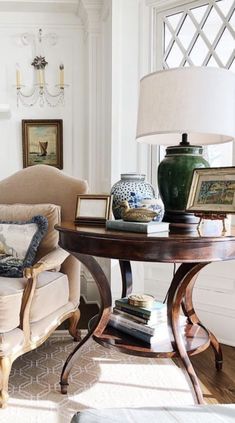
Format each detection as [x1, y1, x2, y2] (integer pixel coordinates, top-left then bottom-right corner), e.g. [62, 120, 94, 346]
[0, 204, 61, 261]
[0, 271, 69, 332]
[0, 328, 24, 357]
[0, 215, 48, 277]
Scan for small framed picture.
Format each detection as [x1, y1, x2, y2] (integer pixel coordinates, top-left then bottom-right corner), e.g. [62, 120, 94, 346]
[75, 195, 113, 225]
[186, 167, 235, 214]
[22, 119, 63, 169]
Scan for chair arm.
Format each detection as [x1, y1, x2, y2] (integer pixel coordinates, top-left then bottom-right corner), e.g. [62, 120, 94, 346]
[24, 247, 70, 278]
[21, 247, 69, 341]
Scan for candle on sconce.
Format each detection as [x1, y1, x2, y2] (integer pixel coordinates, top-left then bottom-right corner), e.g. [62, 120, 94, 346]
[59, 64, 64, 87]
[16, 64, 21, 88]
[38, 69, 44, 87]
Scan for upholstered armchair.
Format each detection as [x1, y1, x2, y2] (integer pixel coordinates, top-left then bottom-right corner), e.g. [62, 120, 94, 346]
[0, 165, 88, 407]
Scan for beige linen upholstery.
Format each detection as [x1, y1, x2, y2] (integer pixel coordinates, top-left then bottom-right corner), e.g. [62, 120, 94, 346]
[0, 272, 69, 332]
[0, 165, 88, 407]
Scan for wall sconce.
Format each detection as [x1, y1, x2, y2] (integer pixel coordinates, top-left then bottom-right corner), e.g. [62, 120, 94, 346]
[16, 29, 67, 108]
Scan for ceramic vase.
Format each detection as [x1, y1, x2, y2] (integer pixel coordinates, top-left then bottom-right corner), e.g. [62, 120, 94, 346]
[158, 145, 209, 223]
[111, 173, 155, 219]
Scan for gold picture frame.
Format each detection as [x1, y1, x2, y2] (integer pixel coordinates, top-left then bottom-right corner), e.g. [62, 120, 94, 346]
[22, 119, 63, 169]
[186, 167, 235, 214]
[75, 195, 113, 225]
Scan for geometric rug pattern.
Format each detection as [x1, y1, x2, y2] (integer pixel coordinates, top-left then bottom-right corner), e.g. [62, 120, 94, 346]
[1, 331, 194, 423]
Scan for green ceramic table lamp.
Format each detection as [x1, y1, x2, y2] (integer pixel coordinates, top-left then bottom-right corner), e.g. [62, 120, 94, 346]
[136, 67, 235, 230]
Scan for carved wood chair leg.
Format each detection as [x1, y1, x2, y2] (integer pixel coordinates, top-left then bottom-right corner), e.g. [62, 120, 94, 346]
[69, 309, 81, 342]
[0, 357, 12, 408]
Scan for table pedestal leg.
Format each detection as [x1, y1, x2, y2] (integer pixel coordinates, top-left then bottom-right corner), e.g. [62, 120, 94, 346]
[182, 274, 223, 370]
[60, 253, 112, 394]
[167, 262, 209, 405]
[119, 260, 133, 297]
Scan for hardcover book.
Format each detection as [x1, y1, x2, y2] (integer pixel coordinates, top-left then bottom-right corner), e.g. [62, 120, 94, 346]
[113, 307, 166, 326]
[106, 219, 169, 233]
[108, 318, 154, 343]
[108, 314, 187, 344]
[110, 312, 161, 335]
[115, 297, 166, 320]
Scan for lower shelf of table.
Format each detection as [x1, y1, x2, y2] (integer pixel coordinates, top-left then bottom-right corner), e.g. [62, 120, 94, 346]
[93, 322, 210, 358]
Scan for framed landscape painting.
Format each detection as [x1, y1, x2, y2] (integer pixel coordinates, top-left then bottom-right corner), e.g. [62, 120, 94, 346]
[22, 119, 63, 169]
[186, 167, 235, 214]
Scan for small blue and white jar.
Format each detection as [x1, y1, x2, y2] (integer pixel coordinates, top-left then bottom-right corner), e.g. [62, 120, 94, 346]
[111, 173, 155, 219]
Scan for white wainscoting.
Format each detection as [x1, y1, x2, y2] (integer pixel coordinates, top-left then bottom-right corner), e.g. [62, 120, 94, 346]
[144, 261, 235, 346]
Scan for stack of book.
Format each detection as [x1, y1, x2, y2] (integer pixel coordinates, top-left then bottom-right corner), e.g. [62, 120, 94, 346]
[108, 297, 168, 344]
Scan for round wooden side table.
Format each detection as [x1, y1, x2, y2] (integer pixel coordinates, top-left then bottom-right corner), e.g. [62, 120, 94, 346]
[56, 221, 235, 404]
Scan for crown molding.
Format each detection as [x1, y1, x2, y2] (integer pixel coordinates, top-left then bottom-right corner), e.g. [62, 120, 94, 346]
[78, 0, 103, 33]
[81, 0, 103, 9]
[0, 0, 79, 13]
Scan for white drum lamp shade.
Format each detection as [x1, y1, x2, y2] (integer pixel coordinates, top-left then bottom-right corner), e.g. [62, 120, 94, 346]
[136, 67, 235, 145]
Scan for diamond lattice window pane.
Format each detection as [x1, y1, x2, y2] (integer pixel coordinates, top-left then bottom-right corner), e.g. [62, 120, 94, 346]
[229, 9, 235, 26]
[192, 4, 209, 23]
[162, 0, 235, 71]
[230, 58, 235, 71]
[216, 0, 234, 17]
[166, 12, 184, 30]
[165, 42, 184, 67]
[202, 7, 224, 43]
[177, 15, 197, 49]
[207, 56, 220, 66]
[215, 27, 235, 66]
[164, 24, 173, 50]
[189, 36, 209, 65]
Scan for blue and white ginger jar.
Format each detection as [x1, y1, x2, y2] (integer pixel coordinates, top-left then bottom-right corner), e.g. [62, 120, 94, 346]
[111, 173, 155, 219]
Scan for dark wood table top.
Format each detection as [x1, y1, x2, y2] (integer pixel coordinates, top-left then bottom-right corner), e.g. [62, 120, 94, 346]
[56, 221, 235, 263]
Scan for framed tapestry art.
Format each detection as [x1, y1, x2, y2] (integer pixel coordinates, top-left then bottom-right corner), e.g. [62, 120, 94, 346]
[22, 119, 63, 169]
[186, 167, 235, 214]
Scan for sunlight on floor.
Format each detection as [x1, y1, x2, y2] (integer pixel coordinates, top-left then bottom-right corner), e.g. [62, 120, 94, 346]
[2, 335, 194, 423]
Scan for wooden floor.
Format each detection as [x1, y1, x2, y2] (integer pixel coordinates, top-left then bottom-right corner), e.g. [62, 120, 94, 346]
[175, 344, 235, 404]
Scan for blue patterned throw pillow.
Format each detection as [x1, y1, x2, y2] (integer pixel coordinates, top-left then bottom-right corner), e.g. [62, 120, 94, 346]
[0, 215, 48, 277]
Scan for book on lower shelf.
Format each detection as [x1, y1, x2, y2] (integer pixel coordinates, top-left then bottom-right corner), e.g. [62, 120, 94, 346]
[111, 309, 166, 335]
[113, 307, 166, 326]
[106, 219, 169, 234]
[108, 313, 187, 344]
[114, 297, 166, 322]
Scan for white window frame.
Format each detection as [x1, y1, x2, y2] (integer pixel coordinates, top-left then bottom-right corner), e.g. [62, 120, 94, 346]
[146, 0, 235, 192]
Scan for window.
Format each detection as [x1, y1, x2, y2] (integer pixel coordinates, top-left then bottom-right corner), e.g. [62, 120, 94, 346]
[151, 0, 235, 188]
[162, 0, 234, 70]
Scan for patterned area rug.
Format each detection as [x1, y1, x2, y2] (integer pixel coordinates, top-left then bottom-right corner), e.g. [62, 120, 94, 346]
[1, 331, 194, 423]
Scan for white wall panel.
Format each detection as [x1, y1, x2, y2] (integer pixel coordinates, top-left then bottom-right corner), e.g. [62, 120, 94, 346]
[0, 10, 85, 179]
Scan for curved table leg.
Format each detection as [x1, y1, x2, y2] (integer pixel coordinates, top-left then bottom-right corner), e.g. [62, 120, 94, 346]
[182, 273, 223, 371]
[167, 262, 210, 405]
[119, 260, 133, 298]
[60, 252, 112, 394]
